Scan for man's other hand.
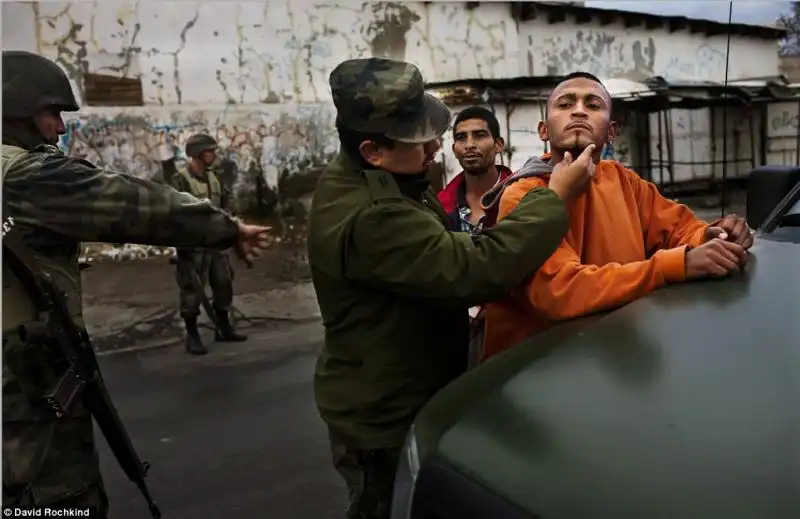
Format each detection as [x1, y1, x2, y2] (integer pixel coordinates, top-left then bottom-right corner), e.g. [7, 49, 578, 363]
[705, 213, 754, 249]
[685, 238, 747, 280]
[235, 222, 271, 267]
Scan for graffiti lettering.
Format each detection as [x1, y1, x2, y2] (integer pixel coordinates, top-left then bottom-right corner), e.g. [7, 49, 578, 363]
[771, 110, 799, 132]
[660, 44, 726, 81]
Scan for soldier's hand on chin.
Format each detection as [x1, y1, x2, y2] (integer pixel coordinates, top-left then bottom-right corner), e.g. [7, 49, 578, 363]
[235, 222, 271, 266]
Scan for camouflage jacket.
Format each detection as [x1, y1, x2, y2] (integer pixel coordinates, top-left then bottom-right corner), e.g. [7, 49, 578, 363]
[307, 152, 569, 450]
[1, 143, 240, 506]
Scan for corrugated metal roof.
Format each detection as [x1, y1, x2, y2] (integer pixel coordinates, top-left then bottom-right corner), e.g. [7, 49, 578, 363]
[426, 75, 800, 111]
[600, 78, 657, 100]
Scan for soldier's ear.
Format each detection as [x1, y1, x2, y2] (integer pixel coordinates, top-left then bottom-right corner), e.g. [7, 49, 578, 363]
[358, 140, 384, 168]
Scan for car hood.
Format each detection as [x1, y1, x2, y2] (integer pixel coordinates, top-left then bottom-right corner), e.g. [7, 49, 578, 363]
[415, 236, 800, 518]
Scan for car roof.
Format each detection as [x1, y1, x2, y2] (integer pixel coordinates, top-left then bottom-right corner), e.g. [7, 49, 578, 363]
[424, 236, 800, 519]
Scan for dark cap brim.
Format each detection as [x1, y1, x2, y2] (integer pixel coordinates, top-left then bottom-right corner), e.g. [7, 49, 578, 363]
[385, 93, 451, 144]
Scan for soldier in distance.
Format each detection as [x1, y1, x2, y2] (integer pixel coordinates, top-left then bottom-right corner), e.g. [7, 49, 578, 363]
[170, 133, 248, 354]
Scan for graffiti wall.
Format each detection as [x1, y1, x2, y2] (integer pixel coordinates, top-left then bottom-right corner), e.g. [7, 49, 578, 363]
[58, 105, 338, 214]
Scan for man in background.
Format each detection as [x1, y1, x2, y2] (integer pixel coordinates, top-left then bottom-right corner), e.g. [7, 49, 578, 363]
[481, 71, 754, 361]
[170, 133, 248, 355]
[437, 106, 514, 365]
[438, 106, 512, 233]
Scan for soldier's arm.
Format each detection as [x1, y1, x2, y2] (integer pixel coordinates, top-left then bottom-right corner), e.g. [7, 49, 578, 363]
[344, 188, 569, 307]
[4, 148, 239, 249]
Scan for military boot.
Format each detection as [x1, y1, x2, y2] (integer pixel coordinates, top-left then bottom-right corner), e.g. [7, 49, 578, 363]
[183, 316, 208, 355]
[214, 309, 247, 342]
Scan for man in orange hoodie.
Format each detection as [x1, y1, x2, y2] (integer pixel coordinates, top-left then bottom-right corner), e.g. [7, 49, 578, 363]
[481, 71, 755, 361]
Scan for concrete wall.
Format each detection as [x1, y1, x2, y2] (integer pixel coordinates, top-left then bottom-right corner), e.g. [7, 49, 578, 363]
[519, 16, 778, 81]
[2, 1, 784, 208]
[766, 101, 800, 165]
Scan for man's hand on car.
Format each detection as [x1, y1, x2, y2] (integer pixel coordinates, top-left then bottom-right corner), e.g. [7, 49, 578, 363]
[705, 213, 754, 249]
[685, 238, 748, 280]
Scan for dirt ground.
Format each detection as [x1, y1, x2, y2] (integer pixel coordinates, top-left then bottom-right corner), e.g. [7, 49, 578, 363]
[82, 191, 747, 353]
[83, 240, 319, 352]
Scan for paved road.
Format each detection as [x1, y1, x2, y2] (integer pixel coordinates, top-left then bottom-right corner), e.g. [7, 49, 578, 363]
[95, 321, 347, 519]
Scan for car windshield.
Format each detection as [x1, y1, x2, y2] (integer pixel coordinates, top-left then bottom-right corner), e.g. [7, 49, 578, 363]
[760, 181, 800, 241]
[783, 198, 800, 225]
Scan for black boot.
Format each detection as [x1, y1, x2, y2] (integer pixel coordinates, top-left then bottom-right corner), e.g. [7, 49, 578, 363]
[183, 316, 208, 355]
[214, 309, 247, 342]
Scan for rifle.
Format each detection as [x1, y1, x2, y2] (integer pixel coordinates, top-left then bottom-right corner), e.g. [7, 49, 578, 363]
[2, 229, 162, 519]
[169, 250, 224, 334]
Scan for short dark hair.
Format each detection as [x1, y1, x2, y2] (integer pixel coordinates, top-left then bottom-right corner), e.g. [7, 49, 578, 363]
[336, 116, 395, 166]
[550, 71, 611, 104]
[562, 71, 603, 85]
[452, 106, 501, 140]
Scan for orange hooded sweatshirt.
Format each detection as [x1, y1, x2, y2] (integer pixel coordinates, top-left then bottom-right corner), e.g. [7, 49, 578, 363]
[481, 154, 716, 362]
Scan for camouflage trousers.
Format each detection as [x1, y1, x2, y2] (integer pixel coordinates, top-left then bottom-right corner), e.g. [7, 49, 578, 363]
[3, 332, 108, 517]
[175, 250, 233, 318]
[329, 434, 401, 519]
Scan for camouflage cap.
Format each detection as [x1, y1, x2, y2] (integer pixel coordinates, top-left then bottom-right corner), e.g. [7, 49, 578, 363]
[329, 57, 451, 144]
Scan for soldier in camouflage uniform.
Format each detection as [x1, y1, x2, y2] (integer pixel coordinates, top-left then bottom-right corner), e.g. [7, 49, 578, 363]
[308, 57, 590, 518]
[170, 134, 247, 355]
[2, 50, 269, 517]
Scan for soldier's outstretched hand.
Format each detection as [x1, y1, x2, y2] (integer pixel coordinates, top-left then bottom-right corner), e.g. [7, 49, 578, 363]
[235, 222, 271, 266]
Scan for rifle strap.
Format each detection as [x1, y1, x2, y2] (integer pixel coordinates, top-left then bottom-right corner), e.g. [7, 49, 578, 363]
[3, 146, 55, 313]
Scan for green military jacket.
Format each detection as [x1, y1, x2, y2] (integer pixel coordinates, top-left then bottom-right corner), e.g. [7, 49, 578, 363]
[170, 165, 226, 210]
[308, 152, 569, 449]
[2, 143, 239, 506]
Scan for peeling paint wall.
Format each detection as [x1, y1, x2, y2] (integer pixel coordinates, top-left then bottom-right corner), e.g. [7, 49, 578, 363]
[519, 15, 778, 81]
[2, 0, 520, 217]
[3, 1, 517, 107]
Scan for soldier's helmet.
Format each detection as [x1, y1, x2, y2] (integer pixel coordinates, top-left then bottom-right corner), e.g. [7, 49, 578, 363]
[185, 133, 218, 158]
[2, 50, 80, 118]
